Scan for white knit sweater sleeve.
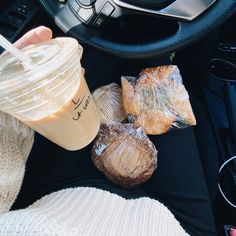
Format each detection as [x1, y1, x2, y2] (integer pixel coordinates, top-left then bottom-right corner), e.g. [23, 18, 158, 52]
[0, 112, 34, 213]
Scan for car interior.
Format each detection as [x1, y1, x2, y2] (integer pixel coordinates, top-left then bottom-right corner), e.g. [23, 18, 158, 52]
[0, 0, 236, 235]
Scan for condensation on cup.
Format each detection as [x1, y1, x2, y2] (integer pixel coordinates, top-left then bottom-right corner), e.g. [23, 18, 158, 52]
[0, 37, 101, 150]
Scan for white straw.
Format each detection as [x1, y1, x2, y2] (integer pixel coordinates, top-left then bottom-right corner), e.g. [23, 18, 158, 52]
[0, 34, 33, 68]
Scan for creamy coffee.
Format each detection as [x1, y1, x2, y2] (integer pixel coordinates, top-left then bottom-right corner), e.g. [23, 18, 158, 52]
[25, 73, 100, 150]
[0, 37, 100, 150]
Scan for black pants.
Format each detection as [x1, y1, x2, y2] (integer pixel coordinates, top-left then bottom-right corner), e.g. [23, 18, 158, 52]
[13, 50, 217, 236]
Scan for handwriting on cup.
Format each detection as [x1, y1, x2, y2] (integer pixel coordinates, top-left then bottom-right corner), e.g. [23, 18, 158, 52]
[72, 95, 91, 121]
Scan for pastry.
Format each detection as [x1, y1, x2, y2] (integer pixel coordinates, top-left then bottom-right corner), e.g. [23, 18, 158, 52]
[121, 65, 196, 134]
[92, 83, 127, 123]
[91, 123, 158, 187]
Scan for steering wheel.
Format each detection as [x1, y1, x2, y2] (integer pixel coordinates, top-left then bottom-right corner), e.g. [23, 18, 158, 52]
[38, 0, 236, 58]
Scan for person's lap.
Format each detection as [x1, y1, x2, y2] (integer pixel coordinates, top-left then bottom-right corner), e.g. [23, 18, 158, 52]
[12, 50, 217, 236]
[143, 128, 217, 236]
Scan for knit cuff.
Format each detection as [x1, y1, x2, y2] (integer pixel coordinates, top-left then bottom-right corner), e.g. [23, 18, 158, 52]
[0, 112, 33, 138]
[0, 111, 34, 213]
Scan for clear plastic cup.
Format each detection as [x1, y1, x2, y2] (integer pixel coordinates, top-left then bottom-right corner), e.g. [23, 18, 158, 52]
[0, 37, 100, 150]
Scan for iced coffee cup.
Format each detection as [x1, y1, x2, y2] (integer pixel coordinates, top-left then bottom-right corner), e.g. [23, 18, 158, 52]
[0, 37, 100, 150]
